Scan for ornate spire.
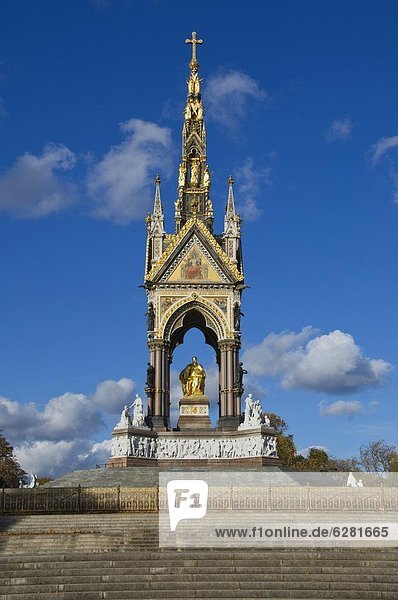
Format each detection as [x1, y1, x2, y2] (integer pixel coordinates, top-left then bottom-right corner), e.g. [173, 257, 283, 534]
[146, 174, 164, 266]
[175, 32, 213, 233]
[224, 175, 242, 267]
[225, 175, 236, 221]
[152, 174, 163, 221]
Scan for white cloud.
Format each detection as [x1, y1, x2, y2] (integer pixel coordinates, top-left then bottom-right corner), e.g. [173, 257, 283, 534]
[325, 116, 355, 142]
[0, 392, 103, 441]
[86, 118, 172, 224]
[91, 377, 135, 414]
[371, 136, 398, 203]
[77, 439, 112, 466]
[319, 399, 363, 416]
[14, 440, 82, 477]
[243, 326, 316, 378]
[42, 392, 104, 439]
[242, 328, 391, 394]
[1, 376, 137, 477]
[236, 157, 272, 221]
[371, 135, 398, 165]
[14, 438, 112, 477]
[206, 70, 266, 130]
[0, 377, 135, 443]
[0, 397, 42, 438]
[0, 143, 77, 218]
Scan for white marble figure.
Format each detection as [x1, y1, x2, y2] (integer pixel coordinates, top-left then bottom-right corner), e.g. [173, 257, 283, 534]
[239, 394, 265, 429]
[251, 400, 262, 425]
[346, 472, 359, 487]
[263, 413, 271, 426]
[131, 394, 148, 429]
[116, 404, 133, 429]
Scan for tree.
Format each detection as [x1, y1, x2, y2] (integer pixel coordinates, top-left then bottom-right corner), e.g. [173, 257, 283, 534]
[267, 414, 289, 435]
[306, 448, 330, 471]
[0, 432, 26, 488]
[327, 456, 362, 472]
[359, 440, 397, 472]
[267, 413, 298, 468]
[276, 433, 297, 468]
[389, 455, 398, 472]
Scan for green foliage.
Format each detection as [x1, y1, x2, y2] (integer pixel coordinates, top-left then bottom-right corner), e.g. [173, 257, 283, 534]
[389, 455, 398, 472]
[0, 432, 26, 488]
[267, 414, 289, 435]
[275, 434, 297, 468]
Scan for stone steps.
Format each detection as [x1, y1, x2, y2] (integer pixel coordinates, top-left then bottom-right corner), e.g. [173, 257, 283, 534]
[2, 565, 398, 576]
[1, 588, 397, 597]
[2, 571, 398, 582]
[1, 580, 398, 591]
[44, 466, 298, 488]
[1, 514, 397, 599]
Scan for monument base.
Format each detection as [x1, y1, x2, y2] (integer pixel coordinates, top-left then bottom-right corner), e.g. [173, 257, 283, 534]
[107, 425, 281, 469]
[217, 415, 242, 430]
[107, 455, 281, 468]
[177, 394, 211, 430]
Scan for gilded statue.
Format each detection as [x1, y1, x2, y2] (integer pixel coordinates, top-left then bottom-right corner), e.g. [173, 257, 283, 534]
[178, 163, 186, 188]
[188, 70, 202, 95]
[179, 356, 206, 396]
[191, 97, 203, 119]
[190, 160, 200, 186]
[203, 165, 210, 188]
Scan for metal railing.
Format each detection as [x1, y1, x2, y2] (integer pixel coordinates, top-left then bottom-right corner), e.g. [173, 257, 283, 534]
[1, 485, 397, 514]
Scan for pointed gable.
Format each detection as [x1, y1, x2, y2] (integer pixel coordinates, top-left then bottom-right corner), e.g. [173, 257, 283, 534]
[146, 218, 243, 285]
[166, 238, 225, 283]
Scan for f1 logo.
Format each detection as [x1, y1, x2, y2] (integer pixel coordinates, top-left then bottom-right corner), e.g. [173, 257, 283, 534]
[167, 480, 208, 531]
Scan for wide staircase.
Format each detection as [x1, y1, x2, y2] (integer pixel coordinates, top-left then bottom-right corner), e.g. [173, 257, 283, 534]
[1, 513, 397, 599]
[44, 467, 299, 488]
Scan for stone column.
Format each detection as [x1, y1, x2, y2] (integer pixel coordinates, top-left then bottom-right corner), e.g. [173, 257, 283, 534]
[162, 342, 171, 428]
[219, 344, 227, 419]
[217, 339, 241, 430]
[226, 346, 234, 415]
[234, 348, 242, 418]
[147, 340, 169, 430]
[145, 347, 155, 421]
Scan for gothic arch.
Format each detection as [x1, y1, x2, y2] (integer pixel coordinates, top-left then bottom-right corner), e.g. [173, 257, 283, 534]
[162, 298, 228, 352]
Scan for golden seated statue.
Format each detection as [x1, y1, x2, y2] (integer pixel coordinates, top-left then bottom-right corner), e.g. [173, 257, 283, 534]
[179, 356, 206, 397]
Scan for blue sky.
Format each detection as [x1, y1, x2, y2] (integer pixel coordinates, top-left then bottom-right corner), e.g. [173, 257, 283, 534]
[0, 0, 397, 476]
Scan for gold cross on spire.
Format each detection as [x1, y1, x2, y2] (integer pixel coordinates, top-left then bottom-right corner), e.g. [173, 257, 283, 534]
[185, 31, 203, 62]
